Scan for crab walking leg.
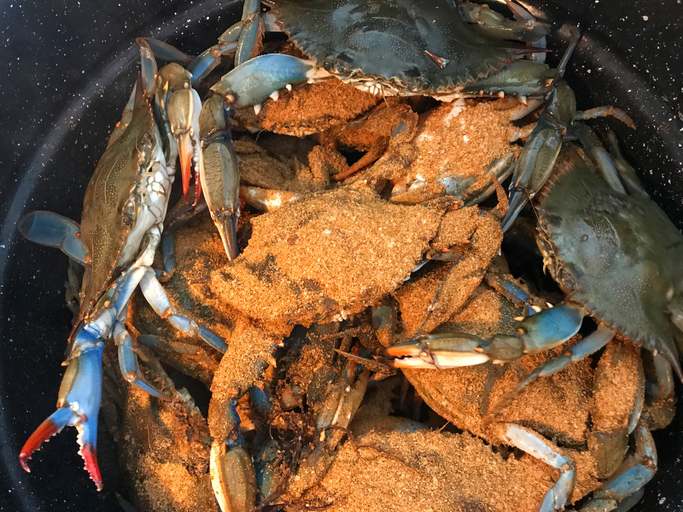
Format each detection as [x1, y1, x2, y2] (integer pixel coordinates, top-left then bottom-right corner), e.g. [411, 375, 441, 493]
[113, 318, 167, 399]
[234, 0, 263, 66]
[578, 424, 657, 512]
[19, 330, 104, 489]
[493, 423, 575, 511]
[17, 211, 87, 265]
[570, 123, 627, 194]
[138, 267, 228, 353]
[459, 1, 550, 41]
[187, 0, 262, 82]
[605, 131, 649, 198]
[486, 326, 615, 417]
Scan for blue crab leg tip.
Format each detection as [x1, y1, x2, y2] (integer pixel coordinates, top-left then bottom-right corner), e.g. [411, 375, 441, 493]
[199, 325, 228, 353]
[116, 329, 168, 399]
[500, 188, 529, 233]
[213, 214, 240, 261]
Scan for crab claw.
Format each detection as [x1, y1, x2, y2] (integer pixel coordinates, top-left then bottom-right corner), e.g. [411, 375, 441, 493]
[19, 326, 104, 490]
[202, 137, 240, 260]
[383, 333, 492, 369]
[168, 87, 203, 204]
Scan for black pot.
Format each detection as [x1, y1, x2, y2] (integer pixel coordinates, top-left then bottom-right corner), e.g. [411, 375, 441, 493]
[0, 1, 681, 510]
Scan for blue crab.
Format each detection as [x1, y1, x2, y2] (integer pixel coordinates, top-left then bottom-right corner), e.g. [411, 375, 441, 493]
[384, 135, 681, 510]
[134, 1, 632, 263]
[17, 53, 227, 489]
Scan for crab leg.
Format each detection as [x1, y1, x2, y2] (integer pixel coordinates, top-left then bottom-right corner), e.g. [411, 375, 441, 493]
[492, 423, 575, 511]
[138, 267, 228, 353]
[113, 318, 168, 399]
[578, 424, 657, 512]
[605, 130, 649, 198]
[459, 1, 550, 42]
[234, 0, 263, 66]
[18, 211, 87, 265]
[485, 325, 615, 417]
[187, 0, 261, 82]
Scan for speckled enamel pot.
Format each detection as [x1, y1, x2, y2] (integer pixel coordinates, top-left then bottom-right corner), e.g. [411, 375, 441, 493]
[0, 1, 681, 510]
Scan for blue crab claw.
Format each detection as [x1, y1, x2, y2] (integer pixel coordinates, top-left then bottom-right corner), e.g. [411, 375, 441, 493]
[168, 86, 203, 204]
[202, 137, 240, 260]
[500, 92, 570, 233]
[384, 304, 585, 368]
[19, 326, 104, 490]
[211, 54, 329, 110]
[18, 211, 87, 265]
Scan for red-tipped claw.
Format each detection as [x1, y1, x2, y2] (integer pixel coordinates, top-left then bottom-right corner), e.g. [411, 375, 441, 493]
[80, 442, 103, 491]
[19, 416, 59, 472]
[20, 336, 104, 490]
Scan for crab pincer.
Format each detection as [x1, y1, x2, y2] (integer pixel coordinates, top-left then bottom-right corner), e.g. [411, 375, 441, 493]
[20, 327, 104, 489]
[199, 101, 241, 260]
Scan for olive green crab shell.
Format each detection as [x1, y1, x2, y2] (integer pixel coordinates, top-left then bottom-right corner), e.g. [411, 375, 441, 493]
[268, 0, 531, 94]
[537, 148, 683, 379]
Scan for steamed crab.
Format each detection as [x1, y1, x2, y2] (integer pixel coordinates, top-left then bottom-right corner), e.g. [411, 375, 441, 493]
[384, 138, 682, 510]
[142, 183, 504, 510]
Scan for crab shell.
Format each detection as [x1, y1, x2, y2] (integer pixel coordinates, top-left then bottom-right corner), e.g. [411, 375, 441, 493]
[536, 147, 683, 379]
[268, 0, 530, 95]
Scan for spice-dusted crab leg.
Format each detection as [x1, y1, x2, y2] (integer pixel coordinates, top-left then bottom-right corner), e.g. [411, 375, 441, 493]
[17, 53, 226, 488]
[578, 422, 658, 512]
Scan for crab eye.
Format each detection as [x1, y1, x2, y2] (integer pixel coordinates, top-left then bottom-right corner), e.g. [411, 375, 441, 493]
[122, 201, 136, 227]
[322, 58, 349, 75]
[138, 132, 155, 162]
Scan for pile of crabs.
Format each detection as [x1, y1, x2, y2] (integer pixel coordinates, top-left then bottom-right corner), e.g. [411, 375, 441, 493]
[17, 1, 683, 511]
